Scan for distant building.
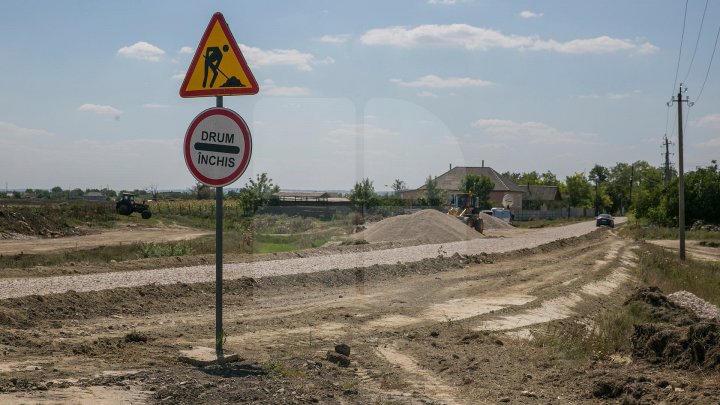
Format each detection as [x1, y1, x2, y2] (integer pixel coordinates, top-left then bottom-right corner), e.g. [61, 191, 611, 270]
[266, 191, 351, 219]
[519, 185, 563, 211]
[399, 165, 526, 209]
[83, 191, 107, 202]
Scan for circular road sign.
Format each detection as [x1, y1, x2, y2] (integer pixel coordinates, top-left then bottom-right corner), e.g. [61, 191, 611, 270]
[184, 107, 252, 187]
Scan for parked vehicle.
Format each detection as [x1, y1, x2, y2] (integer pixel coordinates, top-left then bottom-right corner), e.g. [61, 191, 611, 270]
[115, 192, 152, 219]
[447, 193, 484, 233]
[490, 208, 513, 223]
[596, 214, 614, 227]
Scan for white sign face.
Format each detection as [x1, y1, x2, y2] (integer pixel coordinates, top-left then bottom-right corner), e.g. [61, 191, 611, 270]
[184, 107, 252, 187]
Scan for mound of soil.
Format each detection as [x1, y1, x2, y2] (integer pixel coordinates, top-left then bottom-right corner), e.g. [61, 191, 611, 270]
[355, 209, 485, 244]
[628, 287, 720, 371]
[632, 322, 720, 370]
[625, 286, 698, 325]
[478, 212, 515, 230]
[0, 208, 83, 239]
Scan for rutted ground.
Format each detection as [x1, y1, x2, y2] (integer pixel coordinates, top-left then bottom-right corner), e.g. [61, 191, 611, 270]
[0, 222, 718, 404]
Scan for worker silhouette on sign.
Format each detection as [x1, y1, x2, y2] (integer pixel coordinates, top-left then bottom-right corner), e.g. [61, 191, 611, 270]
[203, 44, 229, 88]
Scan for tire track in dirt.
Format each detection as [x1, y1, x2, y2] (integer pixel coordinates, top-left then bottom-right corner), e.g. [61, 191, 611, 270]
[376, 343, 464, 405]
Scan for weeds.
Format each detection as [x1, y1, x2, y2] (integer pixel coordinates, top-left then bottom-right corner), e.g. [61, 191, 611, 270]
[620, 221, 720, 242]
[636, 244, 720, 307]
[137, 241, 194, 258]
[536, 303, 652, 360]
[263, 358, 302, 378]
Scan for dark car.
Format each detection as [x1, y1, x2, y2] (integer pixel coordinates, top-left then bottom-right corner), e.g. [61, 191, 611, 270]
[596, 214, 614, 227]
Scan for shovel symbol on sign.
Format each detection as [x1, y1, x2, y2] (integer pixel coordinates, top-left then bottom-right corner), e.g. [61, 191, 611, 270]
[202, 45, 247, 89]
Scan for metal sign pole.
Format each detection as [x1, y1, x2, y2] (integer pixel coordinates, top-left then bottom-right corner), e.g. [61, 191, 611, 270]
[215, 95, 224, 356]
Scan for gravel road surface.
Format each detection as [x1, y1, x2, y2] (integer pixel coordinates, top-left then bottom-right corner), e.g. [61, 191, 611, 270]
[0, 219, 625, 299]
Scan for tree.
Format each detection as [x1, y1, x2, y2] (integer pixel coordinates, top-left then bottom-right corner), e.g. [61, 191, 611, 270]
[238, 173, 280, 214]
[588, 164, 610, 214]
[348, 178, 378, 217]
[565, 172, 591, 208]
[148, 184, 159, 200]
[422, 176, 442, 206]
[391, 179, 406, 194]
[459, 174, 493, 209]
[189, 181, 213, 200]
[685, 160, 720, 224]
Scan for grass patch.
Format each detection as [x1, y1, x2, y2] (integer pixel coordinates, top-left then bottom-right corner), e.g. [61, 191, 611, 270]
[263, 358, 303, 378]
[620, 221, 720, 241]
[636, 244, 720, 307]
[537, 302, 653, 360]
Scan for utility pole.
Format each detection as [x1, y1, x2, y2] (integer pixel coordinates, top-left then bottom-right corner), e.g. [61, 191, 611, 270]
[668, 84, 693, 260]
[662, 135, 674, 185]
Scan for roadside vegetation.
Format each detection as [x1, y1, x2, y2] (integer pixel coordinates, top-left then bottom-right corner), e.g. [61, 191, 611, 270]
[537, 241, 719, 363]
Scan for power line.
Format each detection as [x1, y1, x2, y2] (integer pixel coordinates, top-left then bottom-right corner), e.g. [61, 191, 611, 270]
[672, 0, 690, 96]
[683, 0, 709, 82]
[695, 22, 720, 104]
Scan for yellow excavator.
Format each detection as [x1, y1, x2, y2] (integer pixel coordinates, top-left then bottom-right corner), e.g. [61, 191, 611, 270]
[447, 192, 483, 233]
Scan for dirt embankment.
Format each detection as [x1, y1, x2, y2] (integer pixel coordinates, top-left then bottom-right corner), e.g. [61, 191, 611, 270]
[1, 226, 718, 404]
[0, 208, 84, 239]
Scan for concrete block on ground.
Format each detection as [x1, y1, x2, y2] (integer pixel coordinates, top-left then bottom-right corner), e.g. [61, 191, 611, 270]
[178, 346, 240, 367]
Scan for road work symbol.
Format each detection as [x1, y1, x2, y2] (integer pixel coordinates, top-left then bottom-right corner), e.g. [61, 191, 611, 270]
[180, 12, 259, 98]
[203, 45, 246, 89]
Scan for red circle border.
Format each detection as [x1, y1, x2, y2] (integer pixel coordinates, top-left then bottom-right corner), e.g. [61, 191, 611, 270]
[183, 107, 252, 187]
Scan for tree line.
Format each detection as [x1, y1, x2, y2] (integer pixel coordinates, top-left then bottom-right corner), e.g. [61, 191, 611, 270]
[348, 159, 720, 225]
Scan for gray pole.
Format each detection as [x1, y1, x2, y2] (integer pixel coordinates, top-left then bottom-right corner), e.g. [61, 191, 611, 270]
[215, 95, 224, 356]
[677, 87, 686, 260]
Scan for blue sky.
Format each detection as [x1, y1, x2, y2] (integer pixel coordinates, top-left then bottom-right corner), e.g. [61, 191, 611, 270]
[1, 0, 719, 191]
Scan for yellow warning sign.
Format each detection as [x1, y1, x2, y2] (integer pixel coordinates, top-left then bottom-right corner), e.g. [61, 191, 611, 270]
[180, 12, 259, 97]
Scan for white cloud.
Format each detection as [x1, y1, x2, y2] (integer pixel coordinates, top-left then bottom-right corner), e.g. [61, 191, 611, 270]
[240, 44, 334, 71]
[361, 24, 659, 55]
[262, 79, 310, 97]
[319, 34, 350, 44]
[417, 91, 439, 98]
[142, 103, 169, 109]
[0, 121, 54, 137]
[117, 41, 166, 62]
[391, 74, 493, 88]
[77, 104, 122, 118]
[579, 90, 639, 100]
[472, 119, 598, 145]
[178, 46, 194, 54]
[171, 72, 185, 80]
[427, 0, 463, 4]
[692, 113, 720, 128]
[519, 10, 543, 19]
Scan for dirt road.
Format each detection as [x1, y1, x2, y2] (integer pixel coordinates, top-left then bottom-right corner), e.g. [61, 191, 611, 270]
[0, 224, 210, 256]
[0, 219, 624, 299]
[1, 218, 717, 404]
[646, 239, 720, 261]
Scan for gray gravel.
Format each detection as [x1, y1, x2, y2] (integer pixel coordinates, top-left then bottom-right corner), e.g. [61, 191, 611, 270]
[0, 219, 624, 299]
[668, 290, 720, 320]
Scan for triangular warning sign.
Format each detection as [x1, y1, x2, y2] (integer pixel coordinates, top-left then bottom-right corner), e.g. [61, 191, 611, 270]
[180, 12, 259, 97]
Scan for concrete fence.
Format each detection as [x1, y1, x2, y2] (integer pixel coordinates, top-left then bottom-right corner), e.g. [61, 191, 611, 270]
[513, 207, 594, 221]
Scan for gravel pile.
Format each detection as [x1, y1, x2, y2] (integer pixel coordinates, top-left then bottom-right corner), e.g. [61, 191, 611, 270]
[0, 219, 623, 300]
[478, 213, 515, 230]
[356, 209, 484, 244]
[667, 290, 720, 320]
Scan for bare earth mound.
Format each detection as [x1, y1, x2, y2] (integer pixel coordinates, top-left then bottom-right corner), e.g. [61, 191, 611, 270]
[355, 209, 485, 244]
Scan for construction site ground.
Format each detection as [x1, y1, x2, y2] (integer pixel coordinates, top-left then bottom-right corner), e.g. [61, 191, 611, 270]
[1, 217, 719, 404]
